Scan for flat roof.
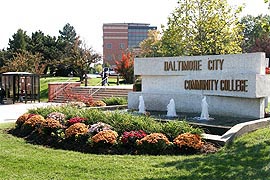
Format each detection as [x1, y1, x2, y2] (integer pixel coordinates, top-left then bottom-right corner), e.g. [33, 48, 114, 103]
[2, 72, 33, 75]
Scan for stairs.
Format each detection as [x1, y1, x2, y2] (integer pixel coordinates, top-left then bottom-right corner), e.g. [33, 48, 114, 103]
[50, 86, 133, 103]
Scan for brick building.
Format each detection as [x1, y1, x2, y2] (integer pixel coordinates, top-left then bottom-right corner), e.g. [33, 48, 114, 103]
[103, 23, 157, 66]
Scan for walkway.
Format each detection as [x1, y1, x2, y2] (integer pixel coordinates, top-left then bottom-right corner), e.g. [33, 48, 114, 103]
[0, 102, 61, 123]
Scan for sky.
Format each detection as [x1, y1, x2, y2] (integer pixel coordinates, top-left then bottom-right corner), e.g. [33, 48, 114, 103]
[0, 0, 269, 54]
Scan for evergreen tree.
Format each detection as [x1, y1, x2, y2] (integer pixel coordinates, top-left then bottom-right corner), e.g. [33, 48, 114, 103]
[8, 29, 31, 53]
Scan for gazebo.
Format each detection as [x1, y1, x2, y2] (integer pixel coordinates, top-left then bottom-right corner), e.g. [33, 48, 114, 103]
[0, 72, 40, 104]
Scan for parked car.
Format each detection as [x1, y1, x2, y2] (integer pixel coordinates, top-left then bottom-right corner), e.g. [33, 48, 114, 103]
[103, 67, 119, 76]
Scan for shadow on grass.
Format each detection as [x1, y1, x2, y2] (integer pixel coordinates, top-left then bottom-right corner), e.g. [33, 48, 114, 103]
[143, 140, 270, 180]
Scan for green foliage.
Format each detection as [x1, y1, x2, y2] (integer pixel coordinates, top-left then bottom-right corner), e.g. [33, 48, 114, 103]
[160, 0, 243, 56]
[1, 23, 101, 77]
[161, 120, 202, 140]
[240, 14, 270, 57]
[102, 97, 127, 105]
[1, 51, 45, 74]
[27, 105, 201, 137]
[94, 63, 103, 73]
[139, 30, 162, 57]
[8, 29, 30, 52]
[2, 122, 270, 179]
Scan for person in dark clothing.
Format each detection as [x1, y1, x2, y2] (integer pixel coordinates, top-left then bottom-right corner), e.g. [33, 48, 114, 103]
[0, 87, 6, 104]
[101, 68, 109, 86]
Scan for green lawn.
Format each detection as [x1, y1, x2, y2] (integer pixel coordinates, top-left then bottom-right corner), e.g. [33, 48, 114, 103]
[1, 122, 270, 180]
[40, 77, 80, 102]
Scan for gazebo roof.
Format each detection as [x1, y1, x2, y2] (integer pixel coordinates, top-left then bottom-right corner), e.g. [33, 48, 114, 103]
[2, 72, 34, 75]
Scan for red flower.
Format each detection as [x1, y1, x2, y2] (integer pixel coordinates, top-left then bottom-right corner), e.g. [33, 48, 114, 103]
[266, 67, 270, 74]
[67, 117, 87, 126]
[121, 130, 147, 144]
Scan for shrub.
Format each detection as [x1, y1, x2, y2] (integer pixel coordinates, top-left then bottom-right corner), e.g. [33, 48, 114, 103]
[65, 123, 89, 138]
[105, 111, 162, 134]
[91, 130, 118, 145]
[92, 100, 106, 107]
[46, 112, 66, 124]
[173, 133, 203, 151]
[66, 101, 86, 108]
[67, 117, 87, 126]
[120, 130, 147, 145]
[89, 122, 112, 135]
[161, 121, 203, 140]
[137, 133, 171, 155]
[40, 118, 63, 135]
[16, 113, 31, 127]
[23, 115, 45, 128]
[102, 97, 127, 106]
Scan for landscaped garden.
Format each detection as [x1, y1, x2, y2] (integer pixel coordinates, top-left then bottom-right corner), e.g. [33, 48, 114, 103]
[1, 119, 270, 179]
[10, 104, 217, 155]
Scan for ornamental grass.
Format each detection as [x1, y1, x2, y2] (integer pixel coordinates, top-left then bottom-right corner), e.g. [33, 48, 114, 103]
[65, 123, 89, 138]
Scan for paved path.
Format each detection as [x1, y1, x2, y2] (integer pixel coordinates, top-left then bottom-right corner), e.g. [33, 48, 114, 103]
[0, 85, 132, 124]
[0, 103, 61, 123]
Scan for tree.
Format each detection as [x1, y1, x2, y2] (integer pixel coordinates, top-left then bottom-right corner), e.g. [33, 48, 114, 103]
[139, 30, 162, 57]
[241, 15, 270, 56]
[64, 38, 101, 81]
[1, 51, 45, 74]
[59, 23, 77, 44]
[94, 64, 103, 74]
[160, 0, 243, 56]
[8, 29, 31, 53]
[29, 31, 62, 74]
[56, 23, 80, 76]
[114, 51, 134, 84]
[250, 35, 270, 58]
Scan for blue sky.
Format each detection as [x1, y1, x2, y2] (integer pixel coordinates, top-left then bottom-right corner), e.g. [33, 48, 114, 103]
[0, 0, 269, 54]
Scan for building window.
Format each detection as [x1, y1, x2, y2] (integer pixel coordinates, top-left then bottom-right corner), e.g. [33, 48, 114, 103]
[106, 43, 112, 49]
[120, 43, 125, 49]
[106, 55, 113, 61]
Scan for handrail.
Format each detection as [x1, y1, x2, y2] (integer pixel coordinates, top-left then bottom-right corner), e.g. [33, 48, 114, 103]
[51, 77, 75, 100]
[89, 77, 108, 96]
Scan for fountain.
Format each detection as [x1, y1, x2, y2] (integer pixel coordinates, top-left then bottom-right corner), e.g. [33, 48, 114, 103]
[200, 96, 210, 120]
[138, 95, 146, 114]
[166, 99, 177, 117]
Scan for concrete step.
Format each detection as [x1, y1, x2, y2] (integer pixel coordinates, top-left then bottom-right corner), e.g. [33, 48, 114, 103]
[50, 86, 132, 103]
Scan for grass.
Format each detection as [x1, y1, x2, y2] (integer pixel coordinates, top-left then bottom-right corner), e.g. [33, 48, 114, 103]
[40, 76, 129, 102]
[40, 77, 80, 102]
[1, 122, 270, 179]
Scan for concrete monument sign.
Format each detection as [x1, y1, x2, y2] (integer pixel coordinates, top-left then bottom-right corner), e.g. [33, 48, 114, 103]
[128, 53, 270, 119]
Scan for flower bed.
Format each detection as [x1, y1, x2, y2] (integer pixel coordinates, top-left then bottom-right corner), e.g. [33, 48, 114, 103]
[10, 105, 218, 155]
